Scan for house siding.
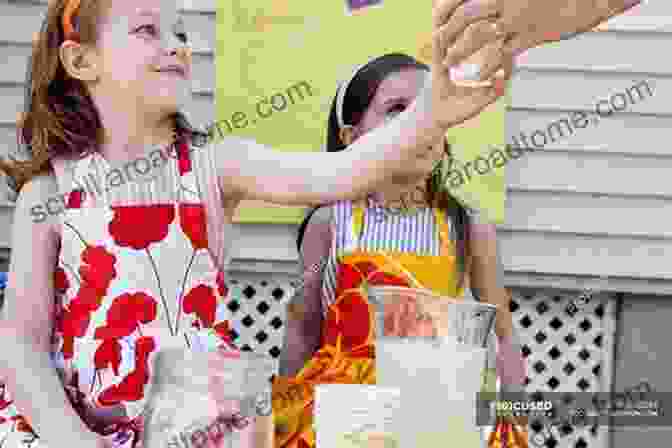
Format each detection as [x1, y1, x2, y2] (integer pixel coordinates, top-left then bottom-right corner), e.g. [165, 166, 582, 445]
[502, 2, 672, 293]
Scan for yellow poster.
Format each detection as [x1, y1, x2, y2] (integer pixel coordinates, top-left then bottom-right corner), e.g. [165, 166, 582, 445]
[216, 0, 508, 223]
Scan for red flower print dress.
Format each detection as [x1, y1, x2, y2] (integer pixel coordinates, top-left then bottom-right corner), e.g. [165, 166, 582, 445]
[0, 143, 247, 447]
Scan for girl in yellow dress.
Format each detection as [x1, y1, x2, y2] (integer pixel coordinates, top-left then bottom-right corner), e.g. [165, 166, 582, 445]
[273, 53, 528, 448]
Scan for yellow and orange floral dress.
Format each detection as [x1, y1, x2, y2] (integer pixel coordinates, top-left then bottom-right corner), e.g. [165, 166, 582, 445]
[273, 199, 528, 448]
[271, 199, 483, 448]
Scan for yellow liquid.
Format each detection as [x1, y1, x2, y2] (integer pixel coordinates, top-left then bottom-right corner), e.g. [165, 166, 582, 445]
[406, 415, 482, 448]
[330, 417, 481, 448]
[334, 432, 399, 448]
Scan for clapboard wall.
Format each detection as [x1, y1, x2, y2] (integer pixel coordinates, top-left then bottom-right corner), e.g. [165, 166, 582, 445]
[502, 4, 672, 295]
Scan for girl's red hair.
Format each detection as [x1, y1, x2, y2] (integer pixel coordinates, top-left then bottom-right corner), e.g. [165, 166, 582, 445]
[0, 0, 203, 193]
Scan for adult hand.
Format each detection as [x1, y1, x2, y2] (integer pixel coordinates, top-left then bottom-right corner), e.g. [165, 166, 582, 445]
[440, 0, 643, 64]
[431, 0, 511, 129]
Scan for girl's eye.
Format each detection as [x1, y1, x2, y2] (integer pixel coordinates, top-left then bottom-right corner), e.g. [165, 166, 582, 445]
[135, 24, 188, 43]
[386, 104, 406, 117]
[136, 24, 158, 35]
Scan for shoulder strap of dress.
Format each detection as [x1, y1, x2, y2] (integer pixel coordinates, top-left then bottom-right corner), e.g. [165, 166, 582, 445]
[50, 156, 81, 204]
[351, 199, 367, 242]
[433, 207, 454, 257]
[188, 139, 234, 271]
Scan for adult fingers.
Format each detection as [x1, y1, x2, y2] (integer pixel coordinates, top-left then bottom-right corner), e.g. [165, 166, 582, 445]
[433, 0, 472, 31]
[491, 0, 536, 38]
[433, 0, 476, 79]
[441, 18, 505, 69]
[455, 84, 506, 124]
[477, 39, 512, 81]
[501, 30, 548, 57]
[438, 0, 502, 51]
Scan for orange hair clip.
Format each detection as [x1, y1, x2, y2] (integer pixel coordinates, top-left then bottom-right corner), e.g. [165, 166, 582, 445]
[62, 0, 81, 41]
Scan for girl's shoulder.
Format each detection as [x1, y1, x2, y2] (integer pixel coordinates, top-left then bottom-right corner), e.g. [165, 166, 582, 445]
[12, 171, 61, 234]
[296, 205, 334, 252]
[16, 171, 59, 200]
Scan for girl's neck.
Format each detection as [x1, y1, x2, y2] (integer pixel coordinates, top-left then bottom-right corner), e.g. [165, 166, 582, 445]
[92, 95, 178, 165]
[371, 178, 428, 209]
[98, 115, 177, 165]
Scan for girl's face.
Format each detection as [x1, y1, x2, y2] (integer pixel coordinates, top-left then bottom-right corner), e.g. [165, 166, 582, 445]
[350, 67, 445, 172]
[90, 0, 191, 117]
[355, 68, 428, 135]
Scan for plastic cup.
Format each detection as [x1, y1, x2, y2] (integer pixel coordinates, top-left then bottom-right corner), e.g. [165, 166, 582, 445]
[314, 385, 401, 448]
[143, 349, 275, 448]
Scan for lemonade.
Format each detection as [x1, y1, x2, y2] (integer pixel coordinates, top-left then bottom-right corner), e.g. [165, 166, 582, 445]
[376, 338, 487, 448]
[335, 431, 400, 448]
[411, 421, 482, 447]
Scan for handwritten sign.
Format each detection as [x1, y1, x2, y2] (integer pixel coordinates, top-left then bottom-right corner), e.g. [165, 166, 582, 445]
[217, 0, 507, 223]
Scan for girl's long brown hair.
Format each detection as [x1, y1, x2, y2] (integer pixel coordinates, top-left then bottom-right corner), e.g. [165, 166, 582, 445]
[0, 0, 204, 193]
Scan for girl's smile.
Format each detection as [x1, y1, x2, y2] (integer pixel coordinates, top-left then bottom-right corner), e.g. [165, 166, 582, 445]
[154, 64, 187, 79]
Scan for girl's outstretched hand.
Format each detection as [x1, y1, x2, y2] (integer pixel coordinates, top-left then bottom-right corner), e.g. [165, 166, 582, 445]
[440, 0, 643, 61]
[431, 0, 510, 129]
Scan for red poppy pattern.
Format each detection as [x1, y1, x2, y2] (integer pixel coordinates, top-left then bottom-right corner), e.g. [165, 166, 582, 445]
[54, 267, 70, 295]
[322, 260, 411, 352]
[179, 203, 208, 250]
[183, 284, 217, 328]
[0, 149, 238, 447]
[109, 205, 175, 251]
[98, 337, 156, 406]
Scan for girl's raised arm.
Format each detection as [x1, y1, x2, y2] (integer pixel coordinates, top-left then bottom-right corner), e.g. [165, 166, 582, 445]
[215, 77, 441, 206]
[0, 175, 104, 448]
[214, 0, 509, 206]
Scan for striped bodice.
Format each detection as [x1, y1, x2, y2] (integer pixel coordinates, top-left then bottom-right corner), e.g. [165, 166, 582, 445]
[320, 199, 456, 312]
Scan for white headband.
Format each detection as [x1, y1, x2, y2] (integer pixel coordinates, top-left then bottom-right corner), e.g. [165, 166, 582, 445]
[335, 62, 369, 129]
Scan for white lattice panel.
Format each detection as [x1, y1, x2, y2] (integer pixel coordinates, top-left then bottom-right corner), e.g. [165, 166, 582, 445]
[221, 272, 297, 375]
[510, 288, 617, 448]
[220, 272, 618, 448]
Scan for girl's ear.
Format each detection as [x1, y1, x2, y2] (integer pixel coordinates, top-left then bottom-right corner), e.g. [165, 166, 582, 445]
[59, 41, 99, 82]
[339, 125, 357, 146]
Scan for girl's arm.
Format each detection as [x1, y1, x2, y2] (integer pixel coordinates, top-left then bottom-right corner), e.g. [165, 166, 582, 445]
[278, 208, 331, 376]
[213, 0, 508, 206]
[215, 77, 442, 207]
[0, 176, 104, 448]
[467, 219, 526, 390]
